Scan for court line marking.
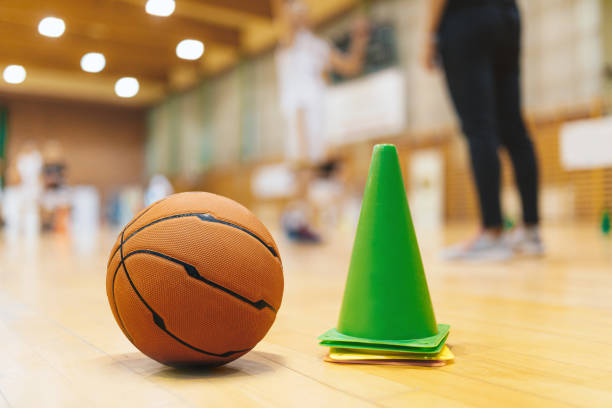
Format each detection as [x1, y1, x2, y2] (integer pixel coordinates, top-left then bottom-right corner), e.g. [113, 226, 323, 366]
[0, 387, 11, 408]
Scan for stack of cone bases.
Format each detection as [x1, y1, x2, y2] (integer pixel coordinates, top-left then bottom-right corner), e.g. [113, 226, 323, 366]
[319, 144, 452, 366]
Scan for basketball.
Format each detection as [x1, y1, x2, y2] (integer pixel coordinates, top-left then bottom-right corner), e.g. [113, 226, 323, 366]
[106, 192, 283, 367]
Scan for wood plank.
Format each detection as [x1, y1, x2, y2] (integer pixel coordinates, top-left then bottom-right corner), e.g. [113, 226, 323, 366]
[0, 295, 189, 407]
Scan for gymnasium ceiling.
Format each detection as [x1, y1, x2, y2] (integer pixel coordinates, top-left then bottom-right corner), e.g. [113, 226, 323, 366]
[0, 0, 361, 106]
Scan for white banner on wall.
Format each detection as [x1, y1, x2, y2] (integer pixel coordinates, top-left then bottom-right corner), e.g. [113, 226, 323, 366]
[409, 150, 444, 231]
[560, 116, 612, 170]
[325, 68, 406, 145]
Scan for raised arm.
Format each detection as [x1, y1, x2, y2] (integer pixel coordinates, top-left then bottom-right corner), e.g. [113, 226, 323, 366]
[272, 0, 294, 46]
[328, 16, 370, 77]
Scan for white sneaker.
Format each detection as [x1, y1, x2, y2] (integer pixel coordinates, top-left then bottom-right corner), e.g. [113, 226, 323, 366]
[441, 232, 513, 262]
[510, 227, 545, 256]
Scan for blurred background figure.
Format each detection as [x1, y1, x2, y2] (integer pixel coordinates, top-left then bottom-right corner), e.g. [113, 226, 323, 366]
[1, 162, 22, 242]
[145, 173, 174, 206]
[422, 0, 543, 261]
[41, 139, 70, 233]
[70, 185, 100, 254]
[12, 140, 43, 240]
[275, 0, 370, 242]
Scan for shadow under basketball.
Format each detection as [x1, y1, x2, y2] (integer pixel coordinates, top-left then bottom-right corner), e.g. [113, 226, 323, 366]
[109, 351, 276, 379]
[151, 353, 278, 380]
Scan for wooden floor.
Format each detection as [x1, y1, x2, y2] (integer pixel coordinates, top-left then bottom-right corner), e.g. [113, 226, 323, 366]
[1, 223, 612, 407]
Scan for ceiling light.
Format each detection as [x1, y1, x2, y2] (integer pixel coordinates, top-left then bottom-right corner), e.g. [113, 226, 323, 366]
[38, 17, 66, 38]
[115, 77, 139, 98]
[80, 53, 106, 73]
[3, 65, 26, 84]
[145, 0, 175, 17]
[176, 39, 204, 60]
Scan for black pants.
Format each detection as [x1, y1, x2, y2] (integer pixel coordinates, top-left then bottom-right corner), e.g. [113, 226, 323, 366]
[438, 2, 539, 228]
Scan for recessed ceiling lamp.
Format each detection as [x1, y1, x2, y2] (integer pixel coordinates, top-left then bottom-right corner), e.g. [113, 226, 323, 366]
[176, 39, 204, 60]
[115, 77, 139, 98]
[3, 65, 27, 84]
[80, 53, 106, 73]
[145, 0, 175, 17]
[38, 17, 66, 38]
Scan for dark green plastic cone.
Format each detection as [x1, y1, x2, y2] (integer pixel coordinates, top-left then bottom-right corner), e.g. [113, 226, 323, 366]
[319, 144, 449, 350]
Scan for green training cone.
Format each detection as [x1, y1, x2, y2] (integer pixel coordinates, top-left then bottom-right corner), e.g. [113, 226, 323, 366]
[319, 144, 449, 349]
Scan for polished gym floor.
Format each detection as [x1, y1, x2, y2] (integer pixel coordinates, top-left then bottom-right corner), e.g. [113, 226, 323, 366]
[1, 224, 611, 407]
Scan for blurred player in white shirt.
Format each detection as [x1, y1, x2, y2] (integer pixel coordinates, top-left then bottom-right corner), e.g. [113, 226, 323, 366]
[275, 0, 369, 241]
[2, 141, 43, 240]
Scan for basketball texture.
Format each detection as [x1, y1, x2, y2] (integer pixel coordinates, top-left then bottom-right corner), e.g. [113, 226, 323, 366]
[106, 192, 283, 367]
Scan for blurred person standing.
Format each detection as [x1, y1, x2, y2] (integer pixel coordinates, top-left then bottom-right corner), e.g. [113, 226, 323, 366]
[275, 0, 369, 242]
[1, 161, 22, 240]
[41, 139, 70, 232]
[422, 0, 543, 260]
[6, 141, 43, 238]
[145, 174, 174, 207]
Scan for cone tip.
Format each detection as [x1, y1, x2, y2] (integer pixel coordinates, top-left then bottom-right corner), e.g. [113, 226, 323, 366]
[373, 144, 397, 153]
[372, 144, 399, 160]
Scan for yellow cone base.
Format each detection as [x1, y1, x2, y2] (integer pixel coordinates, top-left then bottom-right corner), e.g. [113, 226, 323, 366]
[324, 345, 454, 367]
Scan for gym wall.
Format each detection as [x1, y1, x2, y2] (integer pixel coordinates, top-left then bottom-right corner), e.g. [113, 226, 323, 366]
[146, 0, 609, 222]
[3, 94, 146, 201]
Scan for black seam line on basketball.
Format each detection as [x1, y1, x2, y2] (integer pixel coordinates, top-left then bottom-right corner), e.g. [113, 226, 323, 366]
[123, 196, 169, 233]
[109, 212, 278, 263]
[108, 197, 169, 269]
[111, 230, 135, 344]
[121, 249, 277, 313]
[118, 254, 251, 358]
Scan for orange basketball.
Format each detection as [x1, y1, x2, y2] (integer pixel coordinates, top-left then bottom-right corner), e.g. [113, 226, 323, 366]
[106, 192, 283, 367]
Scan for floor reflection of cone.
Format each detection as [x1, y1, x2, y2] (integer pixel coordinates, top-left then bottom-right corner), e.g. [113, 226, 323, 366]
[319, 144, 451, 366]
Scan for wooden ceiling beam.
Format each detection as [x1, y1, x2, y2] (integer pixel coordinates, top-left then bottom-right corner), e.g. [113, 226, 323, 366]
[190, 0, 273, 19]
[1, 0, 241, 48]
[0, 8, 170, 53]
[0, 22, 177, 81]
[0, 47, 168, 83]
[0, 53, 166, 86]
[0, 70, 165, 106]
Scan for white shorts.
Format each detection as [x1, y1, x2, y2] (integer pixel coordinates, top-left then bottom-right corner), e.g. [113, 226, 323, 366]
[285, 103, 326, 164]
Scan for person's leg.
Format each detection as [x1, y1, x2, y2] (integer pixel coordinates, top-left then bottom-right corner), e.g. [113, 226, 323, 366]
[493, 5, 539, 227]
[439, 12, 503, 231]
[282, 107, 322, 243]
[294, 108, 311, 200]
[437, 9, 514, 261]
